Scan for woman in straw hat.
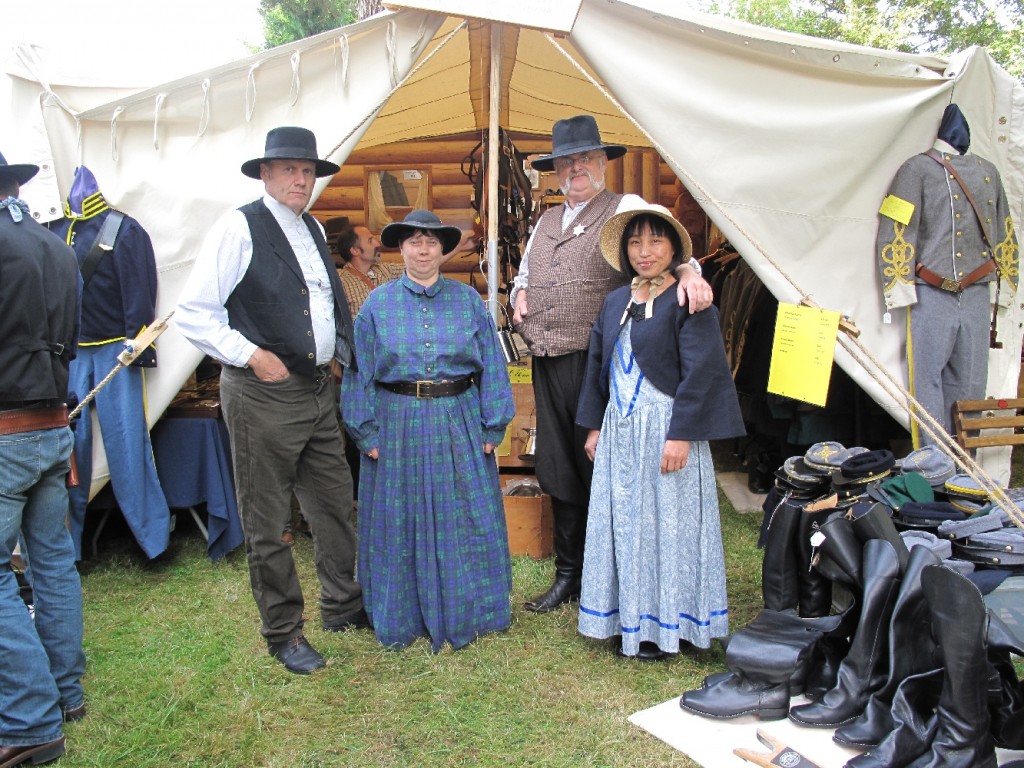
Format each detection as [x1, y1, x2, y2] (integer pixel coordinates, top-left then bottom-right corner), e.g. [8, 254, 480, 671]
[341, 210, 515, 652]
[576, 203, 744, 660]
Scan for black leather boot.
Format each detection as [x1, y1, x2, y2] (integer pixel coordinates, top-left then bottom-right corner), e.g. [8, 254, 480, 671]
[761, 495, 802, 612]
[986, 613, 1024, 750]
[845, 668, 943, 768]
[903, 565, 998, 768]
[524, 499, 585, 612]
[813, 512, 863, 588]
[797, 507, 833, 617]
[789, 539, 901, 728]
[833, 545, 942, 748]
[850, 501, 910, 572]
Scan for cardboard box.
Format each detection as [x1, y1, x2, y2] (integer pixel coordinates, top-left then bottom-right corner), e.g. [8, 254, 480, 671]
[503, 493, 553, 559]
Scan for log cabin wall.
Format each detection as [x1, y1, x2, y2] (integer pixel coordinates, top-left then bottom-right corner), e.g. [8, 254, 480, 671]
[309, 131, 711, 291]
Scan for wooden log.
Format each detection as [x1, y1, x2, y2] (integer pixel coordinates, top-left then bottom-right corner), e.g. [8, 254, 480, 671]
[314, 186, 365, 209]
[605, 156, 623, 194]
[622, 151, 642, 195]
[308, 208, 365, 224]
[642, 151, 659, 203]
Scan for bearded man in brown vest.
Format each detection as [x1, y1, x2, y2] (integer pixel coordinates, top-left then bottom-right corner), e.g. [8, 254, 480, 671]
[511, 115, 714, 613]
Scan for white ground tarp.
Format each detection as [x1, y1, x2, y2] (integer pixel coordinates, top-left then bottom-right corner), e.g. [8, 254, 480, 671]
[4, 0, 1022, 491]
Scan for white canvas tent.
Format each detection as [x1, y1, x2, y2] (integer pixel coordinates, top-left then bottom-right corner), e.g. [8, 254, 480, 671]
[3, 0, 1023, 493]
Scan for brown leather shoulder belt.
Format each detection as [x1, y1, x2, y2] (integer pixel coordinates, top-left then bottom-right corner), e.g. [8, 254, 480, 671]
[0, 405, 70, 436]
[916, 259, 996, 293]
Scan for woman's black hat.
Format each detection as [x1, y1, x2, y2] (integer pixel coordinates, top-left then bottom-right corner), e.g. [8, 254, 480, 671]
[240, 126, 340, 179]
[380, 209, 462, 254]
[0, 150, 40, 186]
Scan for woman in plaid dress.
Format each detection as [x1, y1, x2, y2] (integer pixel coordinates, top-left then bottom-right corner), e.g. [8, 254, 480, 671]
[342, 210, 515, 651]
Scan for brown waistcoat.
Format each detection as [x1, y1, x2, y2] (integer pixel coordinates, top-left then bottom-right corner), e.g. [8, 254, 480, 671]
[518, 190, 627, 357]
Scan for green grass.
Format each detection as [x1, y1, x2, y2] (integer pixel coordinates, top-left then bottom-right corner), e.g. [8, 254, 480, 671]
[61, 481, 764, 767]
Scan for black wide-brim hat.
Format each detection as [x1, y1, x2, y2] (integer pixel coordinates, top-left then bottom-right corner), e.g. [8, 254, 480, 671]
[380, 209, 462, 255]
[531, 114, 627, 172]
[0, 150, 40, 186]
[240, 126, 340, 179]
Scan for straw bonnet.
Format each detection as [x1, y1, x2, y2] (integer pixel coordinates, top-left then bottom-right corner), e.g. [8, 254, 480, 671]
[598, 201, 693, 272]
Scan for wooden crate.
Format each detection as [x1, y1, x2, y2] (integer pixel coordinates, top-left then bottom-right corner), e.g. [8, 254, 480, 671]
[503, 493, 552, 559]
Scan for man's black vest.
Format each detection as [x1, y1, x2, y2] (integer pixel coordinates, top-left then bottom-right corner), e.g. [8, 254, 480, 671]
[227, 200, 354, 376]
[0, 211, 79, 401]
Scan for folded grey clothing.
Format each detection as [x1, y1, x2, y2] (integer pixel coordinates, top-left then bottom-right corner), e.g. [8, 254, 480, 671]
[966, 528, 1024, 554]
[937, 507, 1009, 539]
[941, 557, 976, 575]
[952, 541, 1024, 567]
[901, 529, 953, 559]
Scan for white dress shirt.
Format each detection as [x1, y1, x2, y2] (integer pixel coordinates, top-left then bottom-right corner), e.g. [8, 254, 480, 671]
[176, 193, 336, 369]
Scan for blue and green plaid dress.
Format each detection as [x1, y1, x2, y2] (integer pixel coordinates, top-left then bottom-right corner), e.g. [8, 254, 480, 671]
[342, 274, 515, 651]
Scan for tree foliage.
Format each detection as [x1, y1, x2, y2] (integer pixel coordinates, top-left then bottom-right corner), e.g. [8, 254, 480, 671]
[259, 0, 357, 48]
[700, 0, 1023, 80]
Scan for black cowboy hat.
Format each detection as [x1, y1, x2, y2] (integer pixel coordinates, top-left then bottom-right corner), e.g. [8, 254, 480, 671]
[0, 150, 40, 186]
[380, 209, 462, 254]
[530, 115, 627, 172]
[240, 126, 340, 179]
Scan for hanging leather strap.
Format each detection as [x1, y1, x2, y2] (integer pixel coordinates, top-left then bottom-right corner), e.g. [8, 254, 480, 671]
[79, 210, 124, 289]
[923, 149, 994, 250]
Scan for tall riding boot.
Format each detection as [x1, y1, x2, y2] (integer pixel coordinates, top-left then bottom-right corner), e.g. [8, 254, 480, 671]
[986, 613, 1024, 750]
[802, 512, 862, 699]
[904, 565, 997, 768]
[833, 545, 942, 748]
[524, 499, 586, 612]
[761, 495, 803, 612]
[850, 501, 910, 572]
[797, 507, 833, 618]
[845, 668, 943, 768]
[789, 539, 901, 727]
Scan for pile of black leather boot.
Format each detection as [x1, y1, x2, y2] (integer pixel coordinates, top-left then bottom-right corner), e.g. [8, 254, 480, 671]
[678, 446, 1024, 767]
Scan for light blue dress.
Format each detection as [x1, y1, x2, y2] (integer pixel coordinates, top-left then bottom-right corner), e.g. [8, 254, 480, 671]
[578, 320, 729, 654]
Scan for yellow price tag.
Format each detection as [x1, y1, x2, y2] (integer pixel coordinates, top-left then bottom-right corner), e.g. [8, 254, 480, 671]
[879, 195, 915, 226]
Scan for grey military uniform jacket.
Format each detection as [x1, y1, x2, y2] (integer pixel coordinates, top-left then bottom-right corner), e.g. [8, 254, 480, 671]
[876, 143, 1019, 311]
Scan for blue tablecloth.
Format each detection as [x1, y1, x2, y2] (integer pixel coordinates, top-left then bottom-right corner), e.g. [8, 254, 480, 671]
[150, 417, 243, 560]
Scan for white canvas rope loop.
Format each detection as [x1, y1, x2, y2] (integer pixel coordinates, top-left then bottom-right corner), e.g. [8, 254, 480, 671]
[109, 106, 125, 162]
[197, 79, 211, 137]
[152, 93, 167, 150]
[288, 51, 301, 105]
[245, 62, 262, 122]
[412, 15, 429, 52]
[336, 35, 350, 88]
[324, 20, 466, 161]
[387, 19, 399, 88]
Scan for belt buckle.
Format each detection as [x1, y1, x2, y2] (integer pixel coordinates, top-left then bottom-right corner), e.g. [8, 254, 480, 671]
[415, 381, 428, 398]
[940, 277, 962, 292]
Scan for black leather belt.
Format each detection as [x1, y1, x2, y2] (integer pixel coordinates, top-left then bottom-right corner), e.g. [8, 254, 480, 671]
[378, 377, 474, 398]
[0, 399, 62, 412]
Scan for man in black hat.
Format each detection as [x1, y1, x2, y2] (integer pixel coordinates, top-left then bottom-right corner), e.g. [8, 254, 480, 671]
[176, 126, 366, 674]
[510, 115, 714, 612]
[0, 151, 84, 765]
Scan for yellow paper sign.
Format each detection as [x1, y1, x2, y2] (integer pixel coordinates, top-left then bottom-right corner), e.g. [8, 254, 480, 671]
[767, 303, 841, 407]
[507, 363, 532, 383]
[879, 194, 915, 226]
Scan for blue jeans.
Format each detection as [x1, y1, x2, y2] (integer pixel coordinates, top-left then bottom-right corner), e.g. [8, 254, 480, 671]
[0, 424, 84, 747]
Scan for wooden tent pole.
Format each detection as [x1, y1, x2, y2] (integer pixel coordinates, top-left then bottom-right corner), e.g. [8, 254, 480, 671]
[486, 22, 502, 324]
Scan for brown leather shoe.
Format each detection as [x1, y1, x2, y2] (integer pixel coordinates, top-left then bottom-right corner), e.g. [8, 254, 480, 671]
[0, 736, 66, 767]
